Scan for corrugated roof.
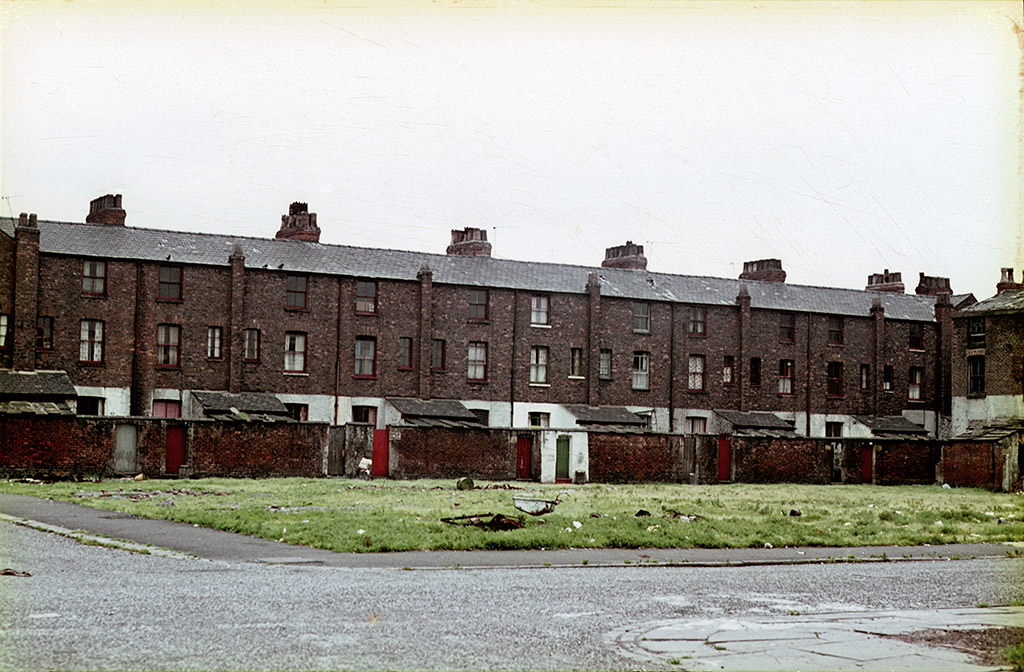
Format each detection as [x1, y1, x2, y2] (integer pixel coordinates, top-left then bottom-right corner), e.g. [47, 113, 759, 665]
[387, 397, 477, 420]
[0, 370, 77, 398]
[4, 217, 940, 319]
[957, 289, 1024, 315]
[191, 390, 288, 414]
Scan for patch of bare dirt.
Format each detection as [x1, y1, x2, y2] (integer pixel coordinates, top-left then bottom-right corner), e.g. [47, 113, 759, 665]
[894, 626, 1024, 667]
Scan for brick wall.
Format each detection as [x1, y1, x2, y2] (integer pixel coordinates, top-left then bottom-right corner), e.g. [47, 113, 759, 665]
[871, 440, 940, 485]
[587, 432, 684, 483]
[0, 416, 327, 479]
[952, 310, 1024, 398]
[730, 437, 829, 484]
[942, 440, 1005, 489]
[388, 426, 516, 480]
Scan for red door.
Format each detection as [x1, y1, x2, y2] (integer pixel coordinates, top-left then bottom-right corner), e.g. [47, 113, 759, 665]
[717, 435, 731, 482]
[371, 429, 389, 477]
[516, 436, 532, 479]
[166, 426, 185, 475]
[860, 446, 873, 483]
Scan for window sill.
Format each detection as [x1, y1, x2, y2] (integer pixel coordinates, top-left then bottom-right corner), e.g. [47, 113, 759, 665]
[909, 347, 925, 353]
[828, 342, 844, 347]
[687, 389, 706, 394]
[243, 360, 260, 365]
[78, 361, 105, 367]
[529, 382, 551, 388]
[599, 377, 612, 382]
[353, 375, 377, 380]
[81, 293, 107, 299]
[468, 319, 490, 325]
[284, 371, 309, 376]
[777, 392, 794, 397]
[632, 387, 650, 392]
[157, 298, 183, 304]
[354, 311, 377, 317]
[207, 357, 224, 362]
[284, 306, 309, 312]
[155, 365, 181, 370]
[530, 323, 551, 329]
[468, 379, 488, 385]
[966, 393, 987, 399]
[568, 375, 585, 380]
[398, 366, 414, 372]
[633, 330, 650, 335]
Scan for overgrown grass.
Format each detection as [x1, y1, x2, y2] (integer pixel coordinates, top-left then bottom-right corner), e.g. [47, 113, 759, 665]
[2, 478, 1022, 553]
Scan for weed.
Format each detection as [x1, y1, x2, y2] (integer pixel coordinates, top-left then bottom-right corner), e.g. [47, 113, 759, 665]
[1006, 641, 1024, 672]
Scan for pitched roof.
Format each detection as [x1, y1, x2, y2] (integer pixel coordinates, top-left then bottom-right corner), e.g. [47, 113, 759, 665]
[715, 409, 796, 430]
[956, 289, 1024, 316]
[564, 405, 645, 426]
[0, 370, 77, 399]
[191, 390, 288, 414]
[387, 398, 477, 420]
[4, 217, 941, 320]
[853, 415, 929, 436]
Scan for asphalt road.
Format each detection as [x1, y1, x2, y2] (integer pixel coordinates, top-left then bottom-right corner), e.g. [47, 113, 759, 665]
[2, 517, 1022, 671]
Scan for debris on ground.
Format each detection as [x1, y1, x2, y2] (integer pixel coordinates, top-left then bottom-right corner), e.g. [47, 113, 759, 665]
[0, 568, 31, 577]
[440, 513, 524, 531]
[635, 509, 651, 517]
[789, 508, 802, 517]
[134, 473, 146, 481]
[455, 477, 474, 491]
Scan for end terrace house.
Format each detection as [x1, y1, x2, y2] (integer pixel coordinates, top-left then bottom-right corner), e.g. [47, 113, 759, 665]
[1, 194, 966, 440]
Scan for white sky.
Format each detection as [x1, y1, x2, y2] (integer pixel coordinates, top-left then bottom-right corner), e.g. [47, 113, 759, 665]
[2, 0, 1021, 300]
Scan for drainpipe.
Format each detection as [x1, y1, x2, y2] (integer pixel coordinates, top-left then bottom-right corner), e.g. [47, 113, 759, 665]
[333, 275, 342, 425]
[509, 289, 518, 428]
[668, 302, 676, 433]
[805, 314, 812, 436]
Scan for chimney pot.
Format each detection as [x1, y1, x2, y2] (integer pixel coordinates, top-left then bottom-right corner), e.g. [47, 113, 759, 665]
[446, 227, 491, 256]
[866, 269, 904, 293]
[602, 241, 647, 270]
[996, 267, 1023, 293]
[85, 194, 126, 226]
[276, 202, 321, 242]
[739, 258, 786, 283]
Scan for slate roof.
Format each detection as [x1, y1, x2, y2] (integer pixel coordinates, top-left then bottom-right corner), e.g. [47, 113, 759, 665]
[387, 398, 477, 420]
[191, 390, 289, 415]
[1, 217, 944, 320]
[853, 415, 929, 436]
[715, 409, 796, 430]
[956, 289, 1024, 316]
[0, 370, 77, 399]
[563, 405, 645, 426]
[954, 419, 1024, 441]
[0, 400, 75, 415]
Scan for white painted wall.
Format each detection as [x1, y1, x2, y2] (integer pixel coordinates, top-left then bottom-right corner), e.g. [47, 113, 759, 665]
[537, 429, 589, 483]
[276, 393, 334, 423]
[952, 395, 1024, 435]
[73, 385, 130, 416]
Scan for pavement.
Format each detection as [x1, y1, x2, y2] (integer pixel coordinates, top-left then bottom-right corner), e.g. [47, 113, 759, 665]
[2, 492, 1023, 671]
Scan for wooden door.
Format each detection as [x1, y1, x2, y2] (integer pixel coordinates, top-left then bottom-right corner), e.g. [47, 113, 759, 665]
[717, 435, 731, 482]
[860, 446, 873, 484]
[114, 424, 138, 473]
[555, 435, 570, 482]
[165, 425, 185, 475]
[371, 429, 389, 477]
[516, 435, 532, 480]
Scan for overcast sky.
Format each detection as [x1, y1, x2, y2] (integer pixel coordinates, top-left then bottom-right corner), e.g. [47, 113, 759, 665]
[2, 0, 1021, 300]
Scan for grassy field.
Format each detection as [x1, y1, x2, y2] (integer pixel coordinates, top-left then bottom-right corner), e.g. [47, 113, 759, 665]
[2, 478, 1022, 553]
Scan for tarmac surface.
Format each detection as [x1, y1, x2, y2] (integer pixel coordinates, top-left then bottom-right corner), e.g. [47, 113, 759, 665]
[2, 492, 1023, 671]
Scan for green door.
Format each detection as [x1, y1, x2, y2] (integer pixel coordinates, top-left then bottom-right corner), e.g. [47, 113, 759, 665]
[555, 435, 571, 481]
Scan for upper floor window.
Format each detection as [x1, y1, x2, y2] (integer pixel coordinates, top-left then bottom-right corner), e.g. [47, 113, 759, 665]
[688, 354, 706, 391]
[286, 275, 308, 310]
[156, 324, 181, 367]
[967, 317, 985, 349]
[860, 363, 870, 390]
[79, 319, 104, 363]
[827, 316, 844, 345]
[570, 347, 584, 378]
[827, 361, 844, 397]
[632, 351, 650, 390]
[398, 337, 413, 370]
[882, 365, 894, 391]
[722, 355, 735, 386]
[431, 339, 446, 371]
[467, 341, 487, 381]
[244, 328, 260, 362]
[778, 359, 794, 395]
[354, 337, 376, 377]
[749, 357, 761, 386]
[688, 306, 706, 335]
[284, 332, 307, 373]
[82, 260, 106, 296]
[908, 366, 923, 401]
[158, 265, 182, 301]
[152, 400, 182, 418]
[531, 295, 549, 326]
[36, 316, 53, 351]
[779, 313, 795, 341]
[530, 346, 549, 384]
[355, 280, 377, 314]
[599, 349, 612, 380]
[0, 314, 9, 349]
[967, 355, 985, 396]
[909, 323, 924, 351]
[633, 302, 650, 333]
[207, 326, 223, 359]
[469, 289, 488, 321]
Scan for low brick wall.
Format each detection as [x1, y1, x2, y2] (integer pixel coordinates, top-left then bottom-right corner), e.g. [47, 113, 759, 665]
[0, 415, 328, 479]
[942, 441, 1003, 489]
[872, 441, 940, 485]
[587, 432, 684, 483]
[388, 426, 516, 480]
[730, 437, 829, 484]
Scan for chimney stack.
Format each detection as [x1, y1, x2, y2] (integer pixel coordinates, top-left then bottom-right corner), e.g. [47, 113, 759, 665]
[996, 268, 1024, 293]
[446, 227, 491, 257]
[866, 269, 904, 293]
[739, 258, 786, 283]
[275, 202, 320, 242]
[915, 273, 952, 296]
[85, 194, 126, 226]
[602, 241, 647, 270]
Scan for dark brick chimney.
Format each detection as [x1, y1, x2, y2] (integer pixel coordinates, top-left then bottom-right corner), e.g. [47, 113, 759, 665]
[996, 268, 1024, 293]
[866, 269, 904, 293]
[739, 259, 786, 283]
[915, 273, 952, 296]
[446, 228, 491, 257]
[85, 194, 126, 226]
[602, 241, 647, 270]
[276, 202, 320, 242]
